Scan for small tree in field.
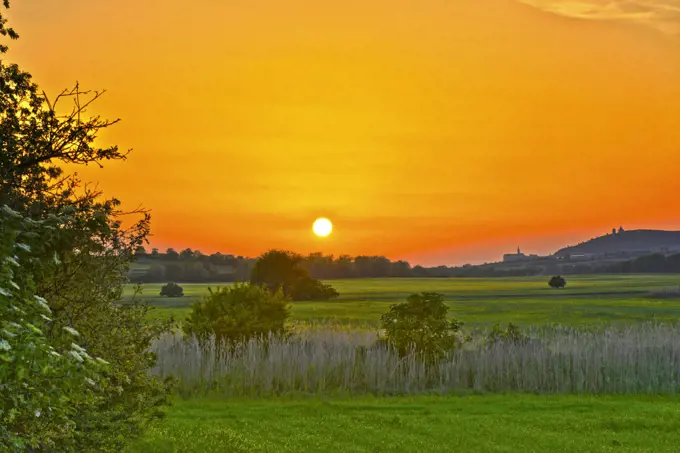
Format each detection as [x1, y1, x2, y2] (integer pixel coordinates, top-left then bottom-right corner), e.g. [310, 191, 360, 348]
[160, 282, 184, 297]
[380, 292, 466, 361]
[183, 283, 290, 344]
[549, 275, 567, 289]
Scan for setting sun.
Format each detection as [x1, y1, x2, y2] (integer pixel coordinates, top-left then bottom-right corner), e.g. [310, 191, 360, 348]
[313, 218, 333, 237]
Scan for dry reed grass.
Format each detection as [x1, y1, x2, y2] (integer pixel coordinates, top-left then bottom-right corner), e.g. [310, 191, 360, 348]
[151, 322, 680, 397]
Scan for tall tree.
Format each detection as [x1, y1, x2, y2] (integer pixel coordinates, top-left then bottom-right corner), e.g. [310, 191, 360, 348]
[250, 250, 307, 296]
[250, 250, 339, 301]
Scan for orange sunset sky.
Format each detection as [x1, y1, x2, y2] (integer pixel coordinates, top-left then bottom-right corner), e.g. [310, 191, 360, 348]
[6, 0, 680, 265]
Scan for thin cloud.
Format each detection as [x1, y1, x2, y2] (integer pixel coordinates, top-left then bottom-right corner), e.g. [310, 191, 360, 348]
[519, 0, 680, 35]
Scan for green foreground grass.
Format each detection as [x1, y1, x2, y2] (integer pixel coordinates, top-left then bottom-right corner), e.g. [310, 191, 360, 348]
[132, 275, 680, 326]
[128, 395, 680, 453]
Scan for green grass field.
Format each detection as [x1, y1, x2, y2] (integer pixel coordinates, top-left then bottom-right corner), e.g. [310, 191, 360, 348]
[127, 395, 680, 453]
[131, 275, 680, 326]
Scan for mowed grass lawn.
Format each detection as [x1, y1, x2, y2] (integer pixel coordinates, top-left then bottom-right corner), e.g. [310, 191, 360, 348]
[127, 395, 680, 453]
[129, 275, 680, 326]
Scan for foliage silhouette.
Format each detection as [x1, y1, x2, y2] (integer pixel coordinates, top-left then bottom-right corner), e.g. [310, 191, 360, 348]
[160, 282, 184, 298]
[250, 250, 339, 301]
[1, 3, 171, 450]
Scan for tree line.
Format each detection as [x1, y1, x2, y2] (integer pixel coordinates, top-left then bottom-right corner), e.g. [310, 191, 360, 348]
[132, 248, 414, 282]
[133, 247, 680, 283]
[133, 247, 527, 282]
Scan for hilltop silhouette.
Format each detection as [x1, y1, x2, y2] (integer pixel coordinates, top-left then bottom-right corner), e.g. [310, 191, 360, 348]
[555, 229, 680, 257]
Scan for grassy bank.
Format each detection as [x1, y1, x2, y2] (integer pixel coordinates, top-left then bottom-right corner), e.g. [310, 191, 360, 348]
[127, 395, 680, 452]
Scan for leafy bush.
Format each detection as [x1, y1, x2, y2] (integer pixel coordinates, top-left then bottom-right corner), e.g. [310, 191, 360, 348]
[183, 283, 290, 344]
[548, 275, 567, 289]
[160, 282, 184, 298]
[1, 204, 172, 452]
[379, 292, 466, 360]
[20, 202, 173, 452]
[0, 207, 113, 452]
[250, 249, 339, 301]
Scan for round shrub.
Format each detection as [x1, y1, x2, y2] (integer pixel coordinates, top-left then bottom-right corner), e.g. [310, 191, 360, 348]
[379, 292, 466, 361]
[160, 282, 184, 297]
[549, 275, 567, 289]
[183, 283, 290, 344]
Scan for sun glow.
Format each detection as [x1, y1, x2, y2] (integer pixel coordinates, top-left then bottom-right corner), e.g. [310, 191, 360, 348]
[313, 218, 333, 237]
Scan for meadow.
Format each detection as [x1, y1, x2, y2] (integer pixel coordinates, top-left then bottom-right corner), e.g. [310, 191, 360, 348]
[127, 275, 680, 452]
[127, 395, 680, 453]
[130, 275, 680, 325]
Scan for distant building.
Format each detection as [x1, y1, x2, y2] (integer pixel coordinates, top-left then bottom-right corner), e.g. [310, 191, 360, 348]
[503, 247, 527, 263]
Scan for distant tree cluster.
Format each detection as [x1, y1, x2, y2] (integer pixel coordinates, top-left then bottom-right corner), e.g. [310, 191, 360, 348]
[604, 253, 680, 274]
[132, 248, 540, 283]
[131, 248, 255, 283]
[131, 249, 570, 282]
[557, 253, 680, 275]
[302, 253, 412, 279]
[131, 246, 680, 283]
[131, 248, 413, 283]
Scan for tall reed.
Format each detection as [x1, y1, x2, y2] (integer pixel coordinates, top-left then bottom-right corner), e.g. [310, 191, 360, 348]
[151, 323, 680, 397]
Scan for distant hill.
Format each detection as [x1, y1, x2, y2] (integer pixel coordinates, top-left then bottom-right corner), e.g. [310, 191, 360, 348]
[556, 230, 680, 257]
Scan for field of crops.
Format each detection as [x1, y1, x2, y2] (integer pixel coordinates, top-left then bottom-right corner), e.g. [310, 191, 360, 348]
[128, 275, 680, 326]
